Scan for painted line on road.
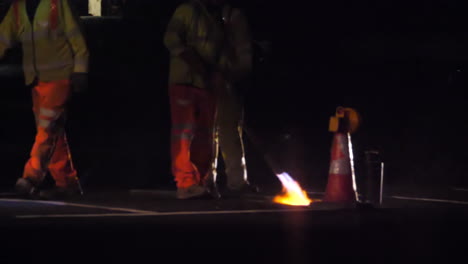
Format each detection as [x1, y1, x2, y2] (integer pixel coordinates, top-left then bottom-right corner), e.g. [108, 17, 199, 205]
[0, 198, 157, 214]
[391, 196, 468, 205]
[130, 189, 325, 196]
[129, 189, 173, 194]
[452, 188, 468, 192]
[16, 213, 157, 219]
[0, 192, 18, 196]
[16, 208, 315, 219]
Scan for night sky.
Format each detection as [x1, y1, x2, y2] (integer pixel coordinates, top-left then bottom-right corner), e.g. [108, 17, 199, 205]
[1, 0, 467, 195]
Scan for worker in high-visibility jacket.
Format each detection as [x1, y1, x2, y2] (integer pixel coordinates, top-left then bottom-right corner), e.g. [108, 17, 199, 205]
[164, 0, 256, 199]
[213, 3, 259, 197]
[0, 0, 89, 199]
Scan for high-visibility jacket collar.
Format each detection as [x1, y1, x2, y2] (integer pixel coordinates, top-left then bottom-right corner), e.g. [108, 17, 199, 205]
[26, 0, 40, 23]
[193, 0, 224, 26]
[1, 0, 89, 84]
[13, 0, 58, 30]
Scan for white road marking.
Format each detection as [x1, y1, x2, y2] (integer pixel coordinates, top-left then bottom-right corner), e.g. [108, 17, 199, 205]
[0, 192, 17, 196]
[130, 189, 325, 196]
[0, 198, 157, 214]
[16, 208, 315, 219]
[129, 189, 174, 195]
[16, 213, 156, 218]
[452, 188, 468, 192]
[391, 196, 468, 205]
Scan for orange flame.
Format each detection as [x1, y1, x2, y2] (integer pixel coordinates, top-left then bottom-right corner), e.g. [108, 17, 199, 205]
[273, 173, 312, 206]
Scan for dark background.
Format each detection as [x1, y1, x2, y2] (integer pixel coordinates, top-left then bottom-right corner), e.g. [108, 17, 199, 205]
[1, 0, 467, 196]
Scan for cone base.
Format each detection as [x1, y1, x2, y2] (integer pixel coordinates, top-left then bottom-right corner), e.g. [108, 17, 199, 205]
[324, 173, 357, 203]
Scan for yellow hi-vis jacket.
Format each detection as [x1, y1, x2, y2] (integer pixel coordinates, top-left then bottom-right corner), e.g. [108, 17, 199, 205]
[0, 0, 89, 85]
[164, 0, 252, 90]
[219, 6, 253, 82]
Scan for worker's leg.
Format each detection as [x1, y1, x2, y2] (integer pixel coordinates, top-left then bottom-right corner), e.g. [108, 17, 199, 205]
[48, 128, 80, 189]
[190, 88, 216, 185]
[22, 80, 71, 184]
[216, 84, 249, 190]
[169, 84, 201, 189]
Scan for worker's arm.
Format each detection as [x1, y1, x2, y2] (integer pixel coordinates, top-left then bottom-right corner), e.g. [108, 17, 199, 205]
[62, 0, 89, 74]
[164, 4, 209, 79]
[0, 4, 18, 60]
[62, 0, 89, 92]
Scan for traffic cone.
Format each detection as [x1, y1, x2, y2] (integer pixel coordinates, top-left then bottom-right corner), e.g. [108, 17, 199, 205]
[324, 107, 359, 203]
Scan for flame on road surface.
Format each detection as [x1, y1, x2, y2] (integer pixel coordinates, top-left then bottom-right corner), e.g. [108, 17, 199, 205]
[273, 173, 312, 206]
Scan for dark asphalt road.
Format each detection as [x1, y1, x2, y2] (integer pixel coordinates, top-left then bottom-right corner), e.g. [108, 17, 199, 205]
[1, 190, 467, 264]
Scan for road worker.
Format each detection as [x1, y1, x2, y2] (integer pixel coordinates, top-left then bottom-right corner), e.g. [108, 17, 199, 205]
[164, 0, 257, 199]
[211, 2, 259, 197]
[0, 0, 89, 199]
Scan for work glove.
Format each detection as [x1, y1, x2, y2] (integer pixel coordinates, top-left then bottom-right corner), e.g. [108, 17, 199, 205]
[70, 72, 88, 93]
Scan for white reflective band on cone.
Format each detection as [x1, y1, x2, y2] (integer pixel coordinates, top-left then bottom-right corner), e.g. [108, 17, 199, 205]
[329, 159, 351, 175]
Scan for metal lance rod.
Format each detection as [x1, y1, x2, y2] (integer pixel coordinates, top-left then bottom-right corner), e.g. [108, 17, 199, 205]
[380, 162, 384, 205]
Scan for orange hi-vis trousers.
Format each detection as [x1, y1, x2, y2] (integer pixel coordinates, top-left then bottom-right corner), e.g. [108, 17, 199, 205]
[22, 80, 78, 188]
[169, 84, 216, 189]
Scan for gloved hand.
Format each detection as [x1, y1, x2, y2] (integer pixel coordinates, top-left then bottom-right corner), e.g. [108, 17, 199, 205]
[70, 72, 88, 93]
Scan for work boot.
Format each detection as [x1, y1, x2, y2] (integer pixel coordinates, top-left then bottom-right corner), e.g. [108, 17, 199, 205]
[176, 185, 209, 200]
[15, 178, 40, 199]
[203, 173, 221, 199]
[39, 184, 83, 200]
[204, 179, 221, 199]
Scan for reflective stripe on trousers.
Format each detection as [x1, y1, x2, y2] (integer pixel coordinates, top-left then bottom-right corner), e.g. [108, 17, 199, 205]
[23, 79, 78, 188]
[212, 83, 248, 189]
[169, 84, 216, 188]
